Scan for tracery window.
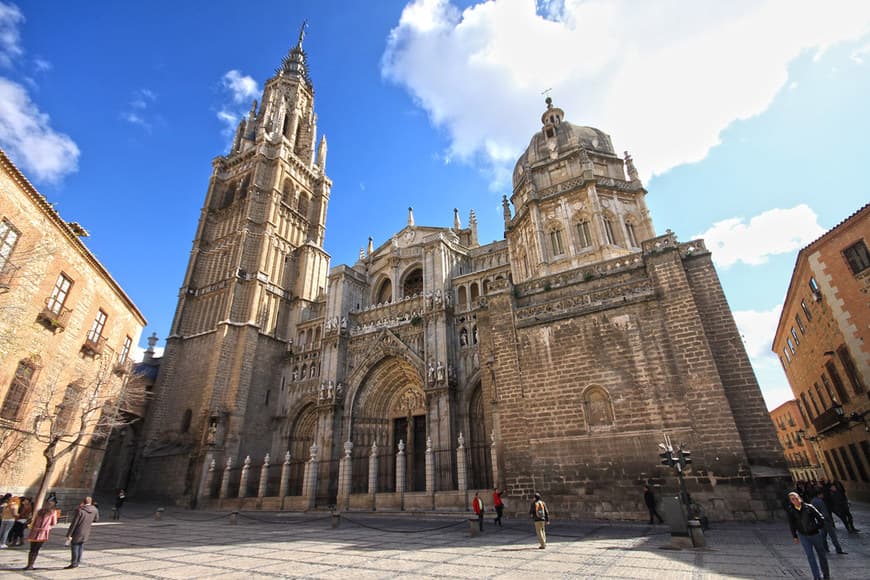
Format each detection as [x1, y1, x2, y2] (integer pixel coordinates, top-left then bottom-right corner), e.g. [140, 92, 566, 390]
[549, 228, 565, 256]
[576, 220, 592, 248]
[625, 220, 638, 247]
[603, 217, 616, 245]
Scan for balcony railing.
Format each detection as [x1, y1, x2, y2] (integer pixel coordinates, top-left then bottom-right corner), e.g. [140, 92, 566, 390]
[812, 406, 845, 435]
[0, 262, 19, 292]
[81, 334, 107, 357]
[113, 358, 134, 376]
[36, 298, 72, 332]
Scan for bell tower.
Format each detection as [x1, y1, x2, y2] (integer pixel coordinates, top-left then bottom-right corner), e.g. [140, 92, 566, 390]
[140, 25, 331, 503]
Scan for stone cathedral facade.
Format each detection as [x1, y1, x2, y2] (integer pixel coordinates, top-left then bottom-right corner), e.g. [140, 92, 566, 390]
[137, 34, 789, 520]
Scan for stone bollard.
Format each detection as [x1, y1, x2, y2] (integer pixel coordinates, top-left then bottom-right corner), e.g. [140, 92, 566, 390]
[688, 519, 706, 548]
[155, 507, 164, 521]
[331, 512, 341, 529]
[468, 518, 480, 538]
[229, 511, 238, 525]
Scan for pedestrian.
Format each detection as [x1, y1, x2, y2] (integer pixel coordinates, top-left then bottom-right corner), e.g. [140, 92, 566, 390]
[493, 488, 505, 527]
[811, 488, 846, 555]
[529, 492, 550, 549]
[786, 491, 829, 580]
[643, 484, 664, 524]
[472, 492, 485, 532]
[0, 494, 19, 548]
[9, 497, 32, 546]
[113, 489, 126, 520]
[23, 499, 58, 570]
[65, 496, 99, 569]
[825, 482, 858, 533]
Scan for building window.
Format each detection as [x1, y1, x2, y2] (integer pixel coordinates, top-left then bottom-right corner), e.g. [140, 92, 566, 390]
[848, 444, 869, 482]
[576, 221, 592, 248]
[825, 450, 844, 481]
[838, 447, 857, 481]
[783, 347, 791, 363]
[842, 240, 870, 275]
[602, 218, 616, 245]
[625, 221, 638, 247]
[809, 276, 820, 294]
[0, 218, 20, 272]
[47, 273, 73, 315]
[801, 299, 812, 321]
[786, 337, 795, 354]
[87, 309, 108, 343]
[808, 390, 821, 415]
[1, 359, 39, 421]
[790, 328, 800, 346]
[837, 345, 865, 394]
[824, 362, 850, 403]
[119, 336, 132, 364]
[550, 229, 565, 256]
[795, 314, 805, 335]
[54, 384, 82, 434]
[815, 382, 830, 409]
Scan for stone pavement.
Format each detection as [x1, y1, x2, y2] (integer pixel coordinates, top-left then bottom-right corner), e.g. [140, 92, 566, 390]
[0, 502, 867, 579]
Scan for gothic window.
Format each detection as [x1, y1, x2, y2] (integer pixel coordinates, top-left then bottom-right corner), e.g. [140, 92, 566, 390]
[582, 386, 614, 428]
[549, 228, 565, 256]
[470, 282, 479, 303]
[625, 220, 639, 247]
[221, 182, 236, 208]
[603, 217, 616, 245]
[181, 409, 192, 433]
[47, 273, 73, 315]
[376, 279, 392, 304]
[843, 240, 870, 275]
[282, 180, 293, 205]
[297, 193, 309, 218]
[576, 220, 592, 249]
[54, 383, 82, 434]
[402, 267, 423, 298]
[458, 286, 467, 308]
[0, 218, 20, 273]
[1, 358, 39, 421]
[239, 176, 250, 199]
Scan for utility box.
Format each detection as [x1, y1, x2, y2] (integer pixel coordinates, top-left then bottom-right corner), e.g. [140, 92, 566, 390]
[661, 496, 688, 535]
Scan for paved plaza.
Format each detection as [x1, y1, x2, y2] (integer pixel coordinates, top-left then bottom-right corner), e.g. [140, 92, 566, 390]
[0, 503, 867, 579]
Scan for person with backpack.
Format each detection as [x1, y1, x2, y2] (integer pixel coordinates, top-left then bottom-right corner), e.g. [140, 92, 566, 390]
[529, 492, 550, 549]
[472, 492, 485, 532]
[786, 491, 829, 580]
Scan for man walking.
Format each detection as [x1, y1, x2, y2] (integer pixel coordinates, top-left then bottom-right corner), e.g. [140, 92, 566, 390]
[66, 497, 99, 569]
[529, 492, 550, 549]
[811, 488, 846, 555]
[643, 485, 664, 524]
[472, 492, 485, 532]
[786, 491, 829, 580]
[493, 488, 505, 527]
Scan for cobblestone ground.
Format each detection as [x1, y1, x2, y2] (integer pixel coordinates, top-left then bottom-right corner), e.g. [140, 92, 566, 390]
[0, 502, 867, 579]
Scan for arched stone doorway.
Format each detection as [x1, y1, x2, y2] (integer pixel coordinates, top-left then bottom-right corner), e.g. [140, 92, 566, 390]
[349, 356, 426, 492]
[468, 383, 492, 490]
[287, 404, 317, 496]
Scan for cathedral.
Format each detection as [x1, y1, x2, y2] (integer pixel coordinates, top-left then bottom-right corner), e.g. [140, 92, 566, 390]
[137, 32, 789, 520]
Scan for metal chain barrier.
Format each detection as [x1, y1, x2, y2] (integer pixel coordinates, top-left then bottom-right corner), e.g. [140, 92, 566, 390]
[340, 514, 468, 533]
[236, 512, 333, 525]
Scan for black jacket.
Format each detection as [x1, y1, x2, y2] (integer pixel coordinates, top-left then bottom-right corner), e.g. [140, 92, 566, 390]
[786, 502, 824, 538]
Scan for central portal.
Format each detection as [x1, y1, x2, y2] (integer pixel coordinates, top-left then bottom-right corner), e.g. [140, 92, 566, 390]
[393, 415, 426, 492]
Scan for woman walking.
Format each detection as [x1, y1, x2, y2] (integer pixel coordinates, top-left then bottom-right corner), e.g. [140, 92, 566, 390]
[23, 499, 59, 570]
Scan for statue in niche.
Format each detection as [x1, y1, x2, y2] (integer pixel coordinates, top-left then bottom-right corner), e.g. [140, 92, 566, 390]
[460, 328, 468, 346]
[472, 326, 479, 344]
[326, 381, 333, 400]
[340, 316, 347, 330]
[319, 383, 326, 401]
[436, 361, 445, 383]
[291, 368, 298, 381]
[427, 361, 436, 382]
[206, 419, 218, 445]
[434, 289, 442, 306]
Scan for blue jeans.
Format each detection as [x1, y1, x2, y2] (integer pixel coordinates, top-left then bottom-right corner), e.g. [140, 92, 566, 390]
[820, 522, 843, 553]
[70, 542, 84, 565]
[798, 532, 829, 579]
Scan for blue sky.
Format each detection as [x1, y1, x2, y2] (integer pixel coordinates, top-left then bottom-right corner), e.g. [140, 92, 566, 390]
[2, 0, 869, 410]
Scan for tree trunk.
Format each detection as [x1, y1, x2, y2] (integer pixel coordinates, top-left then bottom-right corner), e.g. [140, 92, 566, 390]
[34, 457, 57, 511]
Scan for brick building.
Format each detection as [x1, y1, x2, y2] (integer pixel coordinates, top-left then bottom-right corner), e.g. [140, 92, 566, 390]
[769, 400, 824, 481]
[773, 203, 870, 501]
[0, 149, 146, 505]
[138, 34, 789, 520]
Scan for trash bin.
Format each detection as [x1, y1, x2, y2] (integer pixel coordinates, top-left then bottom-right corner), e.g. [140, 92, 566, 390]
[468, 518, 480, 537]
[660, 496, 687, 535]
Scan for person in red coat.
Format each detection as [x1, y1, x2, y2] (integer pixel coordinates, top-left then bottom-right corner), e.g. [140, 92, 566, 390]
[23, 499, 58, 570]
[472, 492, 485, 532]
[493, 488, 505, 527]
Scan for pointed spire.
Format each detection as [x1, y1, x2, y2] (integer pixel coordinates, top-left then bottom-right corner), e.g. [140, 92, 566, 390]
[407, 206, 414, 227]
[367, 236, 374, 256]
[469, 209, 479, 247]
[502, 195, 512, 229]
[276, 21, 312, 88]
[316, 135, 328, 170]
[453, 208, 461, 230]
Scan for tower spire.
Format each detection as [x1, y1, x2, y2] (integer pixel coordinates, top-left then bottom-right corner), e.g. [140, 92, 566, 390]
[276, 21, 312, 88]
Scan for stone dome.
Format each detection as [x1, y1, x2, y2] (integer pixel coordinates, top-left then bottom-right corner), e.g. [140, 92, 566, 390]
[512, 103, 615, 190]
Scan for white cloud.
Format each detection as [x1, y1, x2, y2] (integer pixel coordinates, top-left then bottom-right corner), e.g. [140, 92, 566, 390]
[222, 70, 259, 104]
[382, 0, 870, 188]
[0, 77, 79, 182]
[694, 204, 826, 269]
[132, 344, 164, 363]
[121, 88, 158, 131]
[0, 2, 23, 68]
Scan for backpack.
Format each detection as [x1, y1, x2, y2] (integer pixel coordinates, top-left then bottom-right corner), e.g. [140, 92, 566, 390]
[535, 500, 547, 519]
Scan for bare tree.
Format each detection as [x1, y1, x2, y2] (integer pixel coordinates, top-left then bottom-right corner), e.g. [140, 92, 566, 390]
[28, 354, 148, 510]
[0, 426, 27, 472]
